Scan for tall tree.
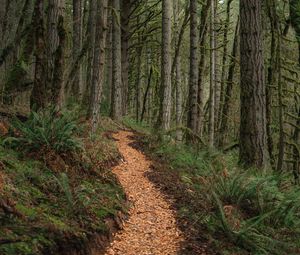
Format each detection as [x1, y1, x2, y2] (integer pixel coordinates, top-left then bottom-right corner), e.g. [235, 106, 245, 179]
[187, 0, 199, 137]
[121, 0, 131, 115]
[87, 0, 108, 132]
[239, 0, 269, 168]
[72, 0, 83, 99]
[197, 0, 211, 135]
[289, 0, 300, 180]
[47, 0, 65, 108]
[174, 0, 184, 142]
[30, 0, 47, 109]
[111, 0, 122, 120]
[84, 0, 97, 104]
[208, 0, 216, 148]
[157, 0, 172, 130]
[218, 0, 233, 131]
[218, 19, 239, 147]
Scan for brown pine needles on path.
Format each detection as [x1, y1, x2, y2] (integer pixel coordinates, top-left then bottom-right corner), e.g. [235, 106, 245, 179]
[104, 131, 184, 255]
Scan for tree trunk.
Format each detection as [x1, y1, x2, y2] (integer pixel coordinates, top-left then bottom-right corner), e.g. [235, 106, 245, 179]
[121, 0, 130, 116]
[30, 0, 47, 109]
[266, 0, 280, 166]
[140, 66, 153, 123]
[110, 0, 122, 121]
[218, 0, 233, 131]
[47, 0, 65, 108]
[289, 0, 300, 181]
[106, 16, 113, 111]
[157, 0, 172, 130]
[239, 0, 269, 168]
[209, 0, 216, 148]
[135, 45, 143, 122]
[84, 0, 97, 105]
[218, 19, 239, 147]
[197, 0, 211, 136]
[87, 0, 108, 132]
[174, 0, 183, 142]
[187, 0, 198, 137]
[72, 0, 83, 99]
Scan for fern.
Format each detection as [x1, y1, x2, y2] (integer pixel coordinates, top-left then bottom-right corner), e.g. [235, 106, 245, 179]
[3, 107, 83, 153]
[54, 173, 74, 209]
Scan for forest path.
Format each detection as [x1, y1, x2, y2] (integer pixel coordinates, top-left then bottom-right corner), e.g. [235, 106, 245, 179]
[104, 131, 184, 255]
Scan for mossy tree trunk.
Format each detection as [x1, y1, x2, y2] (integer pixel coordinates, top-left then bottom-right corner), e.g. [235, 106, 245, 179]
[88, 0, 108, 132]
[239, 0, 269, 168]
[187, 0, 198, 138]
[110, 0, 123, 121]
[157, 0, 172, 131]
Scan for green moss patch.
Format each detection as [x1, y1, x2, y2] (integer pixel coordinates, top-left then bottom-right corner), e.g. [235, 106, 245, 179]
[0, 118, 126, 255]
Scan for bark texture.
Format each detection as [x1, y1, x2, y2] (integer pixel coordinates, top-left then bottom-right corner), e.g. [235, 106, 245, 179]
[47, 0, 65, 108]
[157, 0, 172, 130]
[88, 0, 108, 132]
[30, 0, 47, 109]
[121, 0, 131, 115]
[111, 0, 122, 120]
[209, 0, 216, 148]
[197, 0, 211, 135]
[239, 0, 269, 168]
[72, 0, 83, 98]
[187, 0, 199, 136]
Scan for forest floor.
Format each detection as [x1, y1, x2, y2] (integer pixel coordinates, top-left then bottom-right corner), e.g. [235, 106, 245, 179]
[104, 131, 184, 255]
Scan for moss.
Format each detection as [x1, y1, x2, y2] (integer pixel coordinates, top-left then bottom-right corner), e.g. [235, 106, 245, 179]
[0, 122, 126, 255]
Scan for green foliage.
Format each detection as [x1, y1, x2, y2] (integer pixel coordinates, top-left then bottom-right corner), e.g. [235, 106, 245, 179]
[130, 122, 300, 255]
[3, 107, 83, 153]
[122, 117, 152, 134]
[5, 60, 29, 91]
[0, 118, 126, 255]
[290, 0, 300, 42]
[206, 170, 300, 254]
[54, 173, 74, 209]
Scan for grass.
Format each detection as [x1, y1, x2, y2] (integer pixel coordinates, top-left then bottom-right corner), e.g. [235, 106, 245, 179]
[122, 116, 152, 135]
[125, 118, 300, 255]
[0, 111, 127, 255]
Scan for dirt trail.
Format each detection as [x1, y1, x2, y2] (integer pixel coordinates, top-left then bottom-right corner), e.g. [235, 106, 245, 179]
[104, 131, 184, 255]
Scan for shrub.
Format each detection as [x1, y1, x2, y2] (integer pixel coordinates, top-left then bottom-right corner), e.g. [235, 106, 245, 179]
[3, 107, 83, 153]
[206, 170, 300, 254]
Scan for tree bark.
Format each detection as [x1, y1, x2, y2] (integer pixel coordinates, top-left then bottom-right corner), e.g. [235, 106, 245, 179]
[72, 0, 83, 99]
[87, 0, 108, 132]
[84, 0, 97, 105]
[218, 0, 233, 131]
[187, 0, 199, 137]
[47, 0, 65, 108]
[157, 0, 172, 130]
[30, 0, 47, 109]
[209, 0, 216, 148]
[197, 0, 211, 136]
[121, 0, 131, 116]
[218, 18, 239, 147]
[239, 0, 269, 168]
[266, 0, 280, 166]
[140, 66, 153, 123]
[174, 0, 183, 142]
[111, 0, 123, 120]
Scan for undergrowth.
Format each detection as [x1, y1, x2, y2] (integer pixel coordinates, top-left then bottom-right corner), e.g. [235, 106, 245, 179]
[0, 109, 126, 255]
[126, 118, 300, 255]
[3, 107, 82, 153]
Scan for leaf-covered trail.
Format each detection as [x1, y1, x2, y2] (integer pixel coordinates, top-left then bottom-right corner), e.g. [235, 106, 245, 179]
[104, 131, 184, 255]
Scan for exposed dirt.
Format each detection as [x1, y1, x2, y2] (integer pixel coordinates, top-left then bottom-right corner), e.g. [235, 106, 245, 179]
[104, 131, 184, 255]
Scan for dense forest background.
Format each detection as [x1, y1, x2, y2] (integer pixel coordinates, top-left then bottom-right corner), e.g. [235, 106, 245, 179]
[1, 0, 299, 172]
[0, 0, 300, 254]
